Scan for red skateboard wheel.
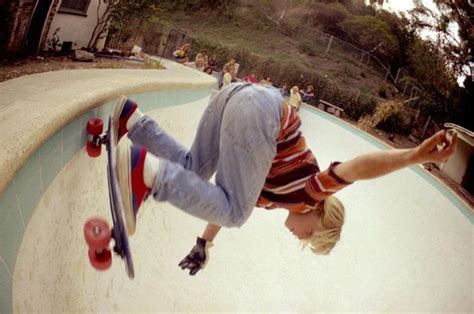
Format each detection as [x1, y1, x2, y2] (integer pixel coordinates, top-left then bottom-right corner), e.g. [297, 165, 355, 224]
[84, 218, 111, 249]
[86, 141, 101, 157]
[88, 248, 112, 271]
[87, 118, 103, 136]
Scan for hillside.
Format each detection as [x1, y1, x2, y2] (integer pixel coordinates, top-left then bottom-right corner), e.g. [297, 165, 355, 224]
[157, 8, 397, 102]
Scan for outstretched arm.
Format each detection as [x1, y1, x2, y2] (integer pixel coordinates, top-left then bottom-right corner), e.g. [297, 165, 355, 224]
[201, 223, 222, 242]
[333, 130, 458, 183]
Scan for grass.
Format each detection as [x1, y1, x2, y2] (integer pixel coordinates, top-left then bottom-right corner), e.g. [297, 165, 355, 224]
[158, 10, 392, 99]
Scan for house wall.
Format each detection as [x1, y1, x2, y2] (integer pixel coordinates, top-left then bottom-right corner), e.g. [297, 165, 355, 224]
[442, 137, 474, 185]
[46, 0, 107, 51]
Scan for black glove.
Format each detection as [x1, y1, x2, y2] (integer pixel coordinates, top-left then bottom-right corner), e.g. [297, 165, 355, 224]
[178, 237, 213, 276]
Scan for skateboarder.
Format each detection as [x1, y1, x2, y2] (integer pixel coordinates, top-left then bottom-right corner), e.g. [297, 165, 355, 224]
[113, 82, 458, 276]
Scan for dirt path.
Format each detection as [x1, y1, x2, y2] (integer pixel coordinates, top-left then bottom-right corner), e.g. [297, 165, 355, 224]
[0, 55, 154, 82]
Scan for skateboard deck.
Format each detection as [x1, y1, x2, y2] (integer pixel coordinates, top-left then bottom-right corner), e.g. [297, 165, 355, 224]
[84, 116, 135, 279]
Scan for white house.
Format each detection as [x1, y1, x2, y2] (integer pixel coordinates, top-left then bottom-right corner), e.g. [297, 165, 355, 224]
[2, 0, 107, 56]
[46, 0, 108, 51]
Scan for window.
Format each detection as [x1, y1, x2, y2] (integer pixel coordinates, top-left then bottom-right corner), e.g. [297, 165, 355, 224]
[58, 0, 91, 16]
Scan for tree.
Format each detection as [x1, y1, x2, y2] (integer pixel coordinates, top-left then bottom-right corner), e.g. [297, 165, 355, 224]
[87, 0, 157, 51]
[409, 0, 473, 78]
[253, 0, 292, 26]
[312, 2, 350, 36]
[340, 15, 399, 60]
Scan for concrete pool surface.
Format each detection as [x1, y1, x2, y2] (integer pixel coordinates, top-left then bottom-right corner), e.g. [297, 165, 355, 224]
[12, 96, 473, 312]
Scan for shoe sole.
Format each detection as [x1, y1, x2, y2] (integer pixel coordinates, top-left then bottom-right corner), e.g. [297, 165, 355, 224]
[117, 143, 136, 236]
[113, 95, 128, 146]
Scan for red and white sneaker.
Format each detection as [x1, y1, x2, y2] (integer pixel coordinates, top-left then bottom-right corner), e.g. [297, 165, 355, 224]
[117, 143, 150, 235]
[112, 95, 138, 145]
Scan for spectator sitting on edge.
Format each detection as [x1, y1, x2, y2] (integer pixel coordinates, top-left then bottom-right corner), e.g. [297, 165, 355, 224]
[288, 86, 302, 111]
[279, 83, 290, 98]
[301, 85, 315, 104]
[173, 43, 191, 64]
[243, 72, 258, 83]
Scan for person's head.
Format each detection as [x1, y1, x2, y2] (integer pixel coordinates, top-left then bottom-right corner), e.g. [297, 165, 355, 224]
[281, 83, 288, 90]
[208, 55, 218, 66]
[226, 64, 235, 74]
[284, 196, 345, 255]
[195, 57, 205, 68]
[195, 53, 203, 62]
[307, 85, 314, 92]
[266, 77, 271, 83]
[291, 86, 299, 94]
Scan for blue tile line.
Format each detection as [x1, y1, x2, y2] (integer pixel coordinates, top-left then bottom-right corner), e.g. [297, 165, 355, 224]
[304, 105, 473, 224]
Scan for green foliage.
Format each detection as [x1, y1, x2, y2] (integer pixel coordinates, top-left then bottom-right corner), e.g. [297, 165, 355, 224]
[409, 0, 473, 76]
[405, 38, 458, 122]
[341, 15, 399, 59]
[143, 58, 164, 69]
[298, 41, 318, 56]
[157, 0, 237, 16]
[378, 84, 387, 98]
[377, 110, 412, 135]
[312, 2, 350, 35]
[46, 28, 62, 52]
[358, 101, 412, 135]
[344, 95, 377, 120]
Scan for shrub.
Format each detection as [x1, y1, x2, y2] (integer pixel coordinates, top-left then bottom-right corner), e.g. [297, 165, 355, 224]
[313, 2, 350, 36]
[358, 101, 412, 135]
[340, 15, 399, 60]
[377, 110, 412, 135]
[299, 41, 318, 56]
[378, 85, 388, 98]
[344, 96, 377, 120]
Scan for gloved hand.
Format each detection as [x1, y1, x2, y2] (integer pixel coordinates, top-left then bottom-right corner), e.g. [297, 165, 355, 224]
[178, 237, 213, 276]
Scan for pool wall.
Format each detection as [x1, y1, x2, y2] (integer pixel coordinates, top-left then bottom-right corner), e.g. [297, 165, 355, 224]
[0, 64, 216, 313]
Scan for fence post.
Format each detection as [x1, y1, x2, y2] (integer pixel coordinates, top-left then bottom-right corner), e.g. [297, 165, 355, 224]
[384, 65, 391, 81]
[394, 68, 401, 84]
[358, 52, 365, 67]
[421, 116, 431, 139]
[325, 36, 333, 54]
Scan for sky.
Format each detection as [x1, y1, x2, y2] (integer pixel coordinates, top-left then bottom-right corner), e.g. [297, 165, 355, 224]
[381, 0, 468, 85]
[382, 0, 416, 12]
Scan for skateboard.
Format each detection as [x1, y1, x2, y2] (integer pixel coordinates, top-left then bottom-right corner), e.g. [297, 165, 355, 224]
[83, 116, 135, 279]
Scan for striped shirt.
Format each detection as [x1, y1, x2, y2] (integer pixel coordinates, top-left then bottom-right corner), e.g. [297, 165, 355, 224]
[256, 102, 352, 213]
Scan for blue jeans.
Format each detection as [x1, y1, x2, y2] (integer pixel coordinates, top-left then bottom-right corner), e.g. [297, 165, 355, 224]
[128, 83, 282, 227]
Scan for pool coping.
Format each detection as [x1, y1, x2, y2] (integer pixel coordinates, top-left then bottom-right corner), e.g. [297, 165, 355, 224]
[0, 64, 216, 195]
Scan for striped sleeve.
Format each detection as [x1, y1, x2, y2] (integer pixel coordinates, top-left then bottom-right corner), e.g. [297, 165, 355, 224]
[304, 162, 352, 201]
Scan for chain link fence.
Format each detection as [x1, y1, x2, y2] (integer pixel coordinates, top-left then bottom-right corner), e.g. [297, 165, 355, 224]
[104, 15, 187, 60]
[296, 27, 423, 102]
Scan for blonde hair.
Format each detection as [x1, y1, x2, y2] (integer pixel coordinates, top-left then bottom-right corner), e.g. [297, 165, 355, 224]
[302, 196, 345, 255]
